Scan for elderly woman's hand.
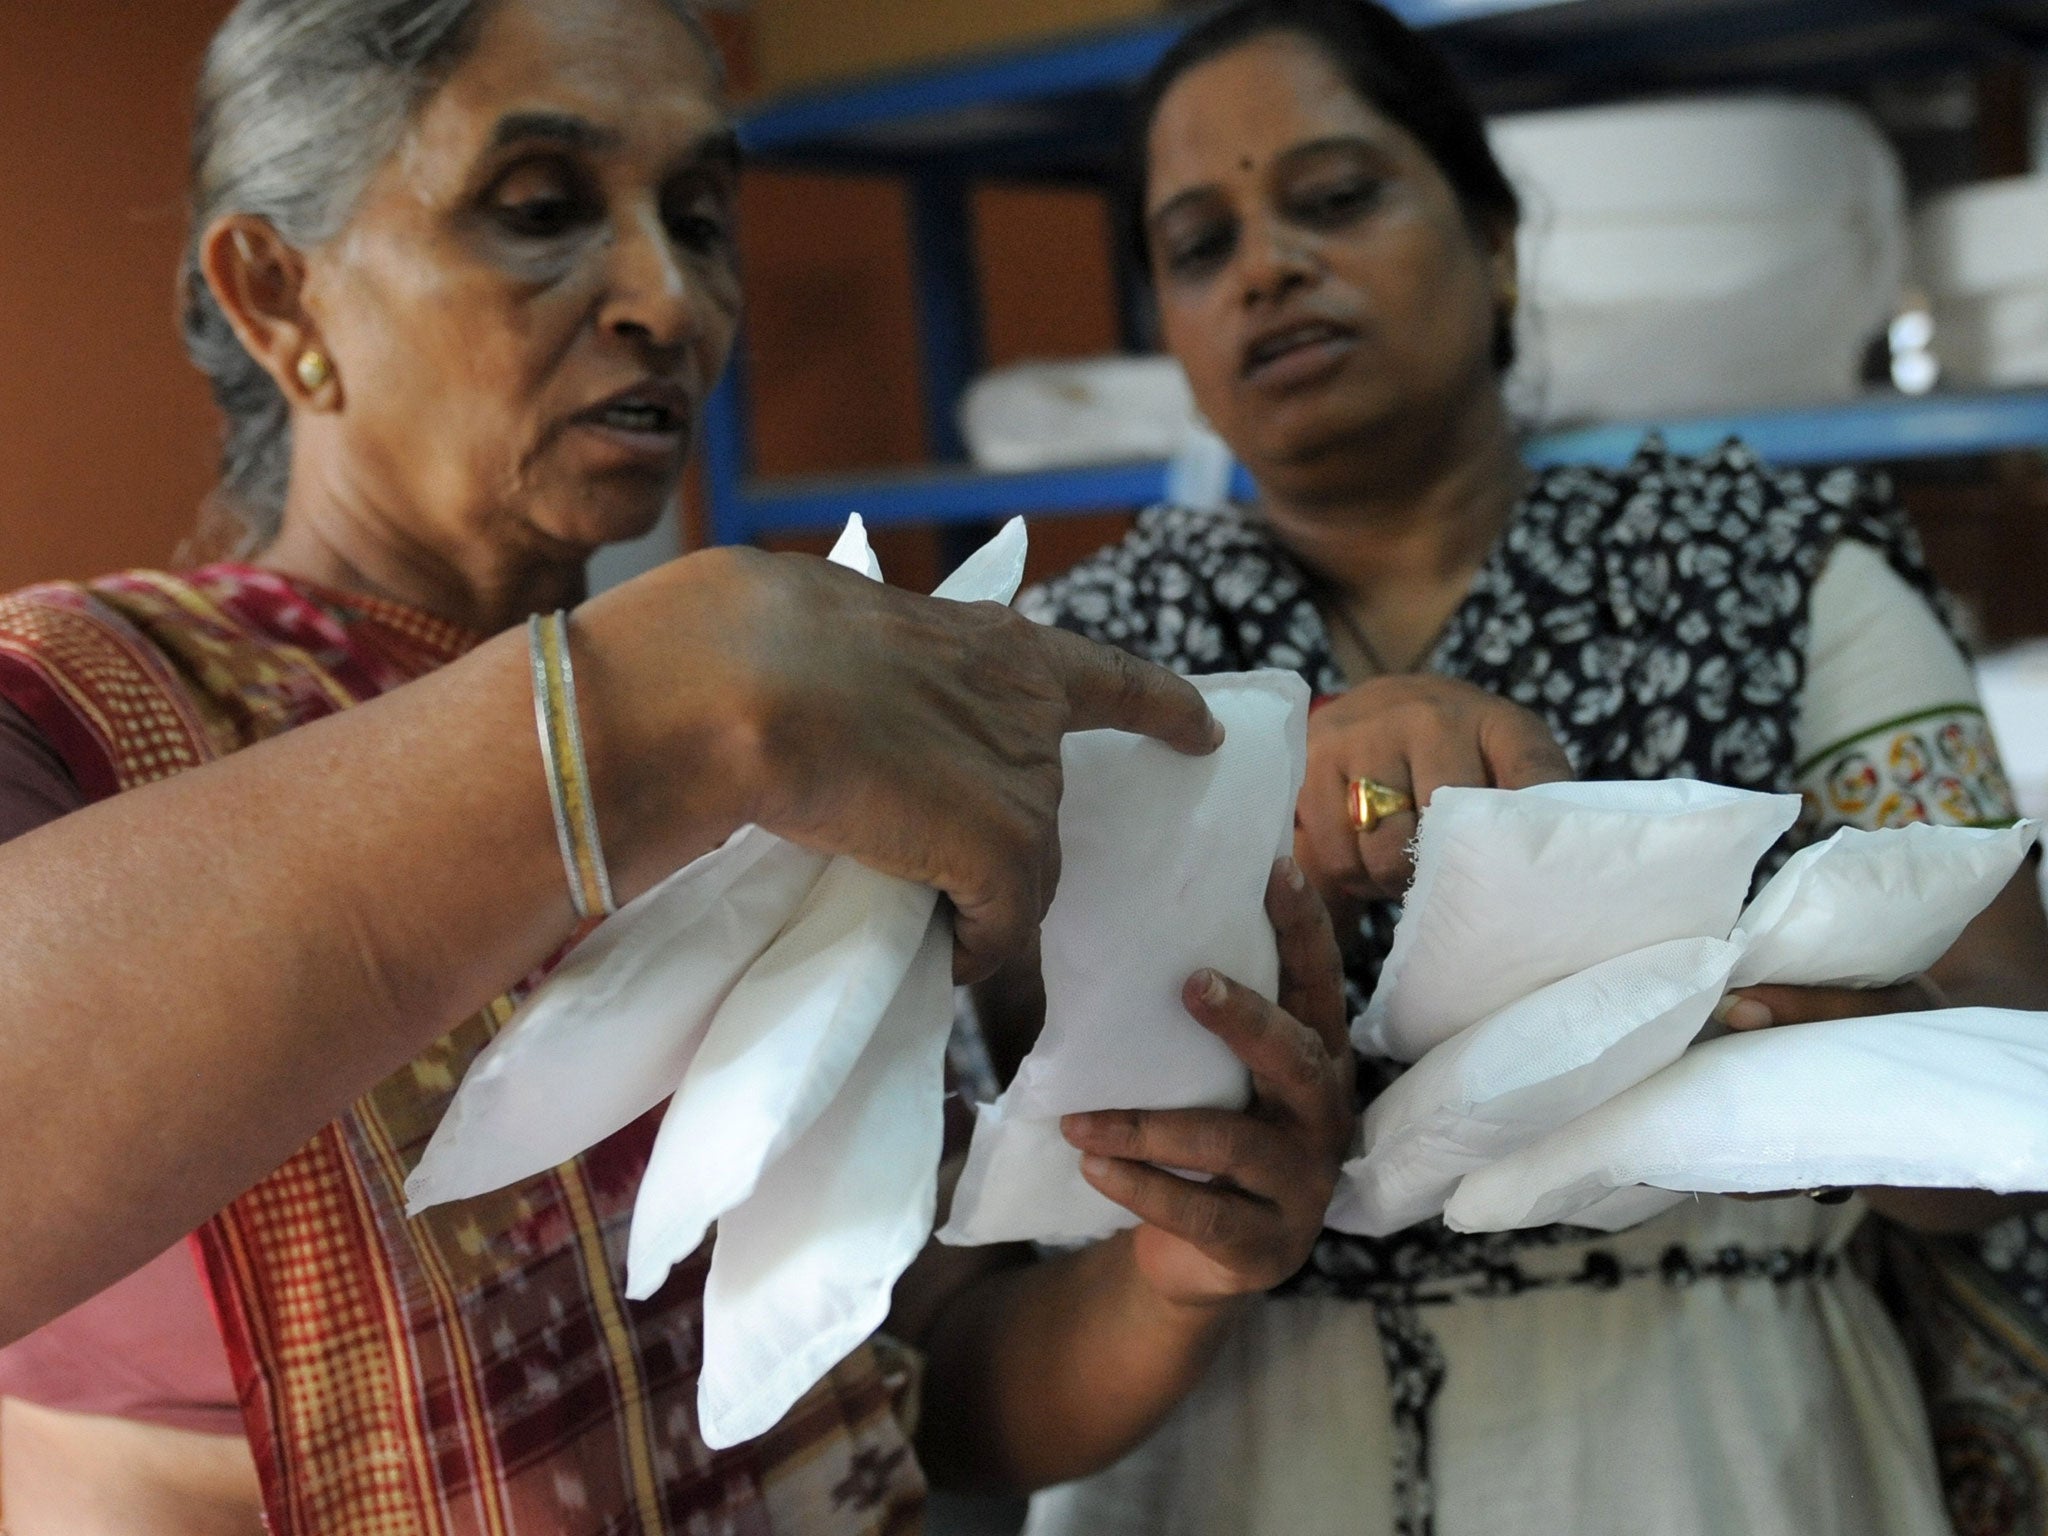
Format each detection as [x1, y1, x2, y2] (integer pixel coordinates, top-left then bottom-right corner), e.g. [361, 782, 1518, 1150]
[1297, 675, 1572, 916]
[1058, 860, 1353, 1308]
[580, 546, 1219, 982]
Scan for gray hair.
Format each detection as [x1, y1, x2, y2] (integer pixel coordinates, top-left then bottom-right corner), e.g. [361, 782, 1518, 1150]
[180, 0, 715, 544]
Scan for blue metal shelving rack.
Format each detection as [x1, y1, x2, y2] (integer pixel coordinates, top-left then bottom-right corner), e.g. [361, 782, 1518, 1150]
[706, 0, 2048, 546]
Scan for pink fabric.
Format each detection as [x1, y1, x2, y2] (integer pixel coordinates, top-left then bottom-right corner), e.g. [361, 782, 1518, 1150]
[0, 701, 243, 1435]
[0, 1243, 242, 1435]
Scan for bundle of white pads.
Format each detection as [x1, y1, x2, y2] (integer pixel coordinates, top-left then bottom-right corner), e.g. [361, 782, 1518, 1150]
[1333, 779, 2041, 1238]
[938, 671, 1307, 1246]
[407, 514, 1310, 1450]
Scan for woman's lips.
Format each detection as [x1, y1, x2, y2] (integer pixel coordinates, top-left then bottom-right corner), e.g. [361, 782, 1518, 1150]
[1241, 322, 1358, 391]
[569, 397, 693, 465]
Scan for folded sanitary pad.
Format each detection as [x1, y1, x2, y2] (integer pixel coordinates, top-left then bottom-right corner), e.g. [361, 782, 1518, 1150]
[1336, 778, 2040, 1238]
[410, 515, 1311, 1448]
[1444, 1008, 2048, 1231]
[939, 670, 1309, 1246]
[1355, 780, 1800, 1062]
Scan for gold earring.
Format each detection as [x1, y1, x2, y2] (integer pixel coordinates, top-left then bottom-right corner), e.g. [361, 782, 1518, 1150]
[295, 349, 332, 393]
[1500, 277, 1520, 312]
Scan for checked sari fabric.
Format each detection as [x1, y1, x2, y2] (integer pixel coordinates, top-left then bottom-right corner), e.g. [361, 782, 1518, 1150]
[0, 565, 924, 1535]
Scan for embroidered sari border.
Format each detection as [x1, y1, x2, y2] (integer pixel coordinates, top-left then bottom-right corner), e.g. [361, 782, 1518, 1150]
[1794, 700, 1989, 779]
[0, 586, 218, 796]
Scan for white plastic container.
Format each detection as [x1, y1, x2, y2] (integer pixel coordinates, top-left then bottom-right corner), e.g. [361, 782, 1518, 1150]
[1917, 176, 2048, 386]
[959, 355, 1199, 470]
[1490, 97, 1906, 425]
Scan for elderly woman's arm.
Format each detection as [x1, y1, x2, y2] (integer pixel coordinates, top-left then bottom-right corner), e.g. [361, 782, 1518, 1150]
[0, 546, 1216, 1347]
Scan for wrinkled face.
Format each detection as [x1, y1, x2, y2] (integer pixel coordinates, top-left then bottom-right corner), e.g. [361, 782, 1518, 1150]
[1144, 33, 1509, 484]
[302, 0, 739, 558]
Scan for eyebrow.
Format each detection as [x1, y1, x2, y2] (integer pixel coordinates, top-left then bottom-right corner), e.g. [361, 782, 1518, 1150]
[489, 111, 624, 154]
[487, 113, 742, 175]
[1147, 133, 1387, 231]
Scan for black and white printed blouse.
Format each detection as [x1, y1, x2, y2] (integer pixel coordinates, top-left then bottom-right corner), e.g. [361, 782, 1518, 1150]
[1017, 436, 2038, 1533]
[1019, 436, 2016, 1243]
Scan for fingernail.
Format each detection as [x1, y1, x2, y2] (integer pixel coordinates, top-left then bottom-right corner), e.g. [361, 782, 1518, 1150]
[1276, 856, 1306, 891]
[1080, 1153, 1113, 1180]
[1208, 716, 1227, 748]
[1193, 968, 1227, 1006]
[1712, 996, 1774, 1031]
[1060, 1112, 1097, 1142]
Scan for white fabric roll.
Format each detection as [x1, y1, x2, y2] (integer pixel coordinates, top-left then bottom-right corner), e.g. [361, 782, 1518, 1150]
[960, 356, 1199, 471]
[1492, 96, 1905, 422]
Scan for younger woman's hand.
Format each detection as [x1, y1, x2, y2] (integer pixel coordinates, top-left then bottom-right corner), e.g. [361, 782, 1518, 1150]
[1713, 978, 1946, 1033]
[1058, 859, 1353, 1309]
[1297, 675, 1571, 919]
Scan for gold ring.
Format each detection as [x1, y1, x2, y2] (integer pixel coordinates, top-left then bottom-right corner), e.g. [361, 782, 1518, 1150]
[1347, 777, 1413, 834]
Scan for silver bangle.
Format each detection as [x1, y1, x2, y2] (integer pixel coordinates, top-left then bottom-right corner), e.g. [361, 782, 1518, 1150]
[529, 610, 617, 920]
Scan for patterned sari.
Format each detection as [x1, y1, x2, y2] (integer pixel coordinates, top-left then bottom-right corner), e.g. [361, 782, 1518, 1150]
[0, 564, 924, 1535]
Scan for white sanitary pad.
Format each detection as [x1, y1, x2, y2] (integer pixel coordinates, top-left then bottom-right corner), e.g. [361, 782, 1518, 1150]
[409, 516, 1312, 1449]
[696, 914, 955, 1444]
[1444, 1008, 2048, 1230]
[939, 671, 1310, 1247]
[1331, 937, 1740, 1237]
[1355, 780, 1800, 1061]
[1336, 780, 2039, 1237]
[411, 515, 1018, 1450]
[1728, 821, 2028, 987]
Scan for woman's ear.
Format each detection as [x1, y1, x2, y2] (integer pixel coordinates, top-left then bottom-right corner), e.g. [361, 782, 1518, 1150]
[200, 215, 339, 409]
[1487, 218, 1519, 320]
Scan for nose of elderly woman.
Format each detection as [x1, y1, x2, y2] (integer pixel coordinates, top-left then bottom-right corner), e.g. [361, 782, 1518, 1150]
[601, 211, 721, 357]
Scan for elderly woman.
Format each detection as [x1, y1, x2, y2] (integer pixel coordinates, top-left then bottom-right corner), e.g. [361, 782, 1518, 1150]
[0, 0, 1429, 1529]
[909, 2, 2048, 1533]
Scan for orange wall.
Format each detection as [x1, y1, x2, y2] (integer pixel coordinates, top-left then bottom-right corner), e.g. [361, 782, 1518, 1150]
[0, 0, 236, 590]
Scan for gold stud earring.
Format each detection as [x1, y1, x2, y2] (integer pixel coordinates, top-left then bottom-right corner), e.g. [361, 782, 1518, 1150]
[295, 349, 332, 393]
